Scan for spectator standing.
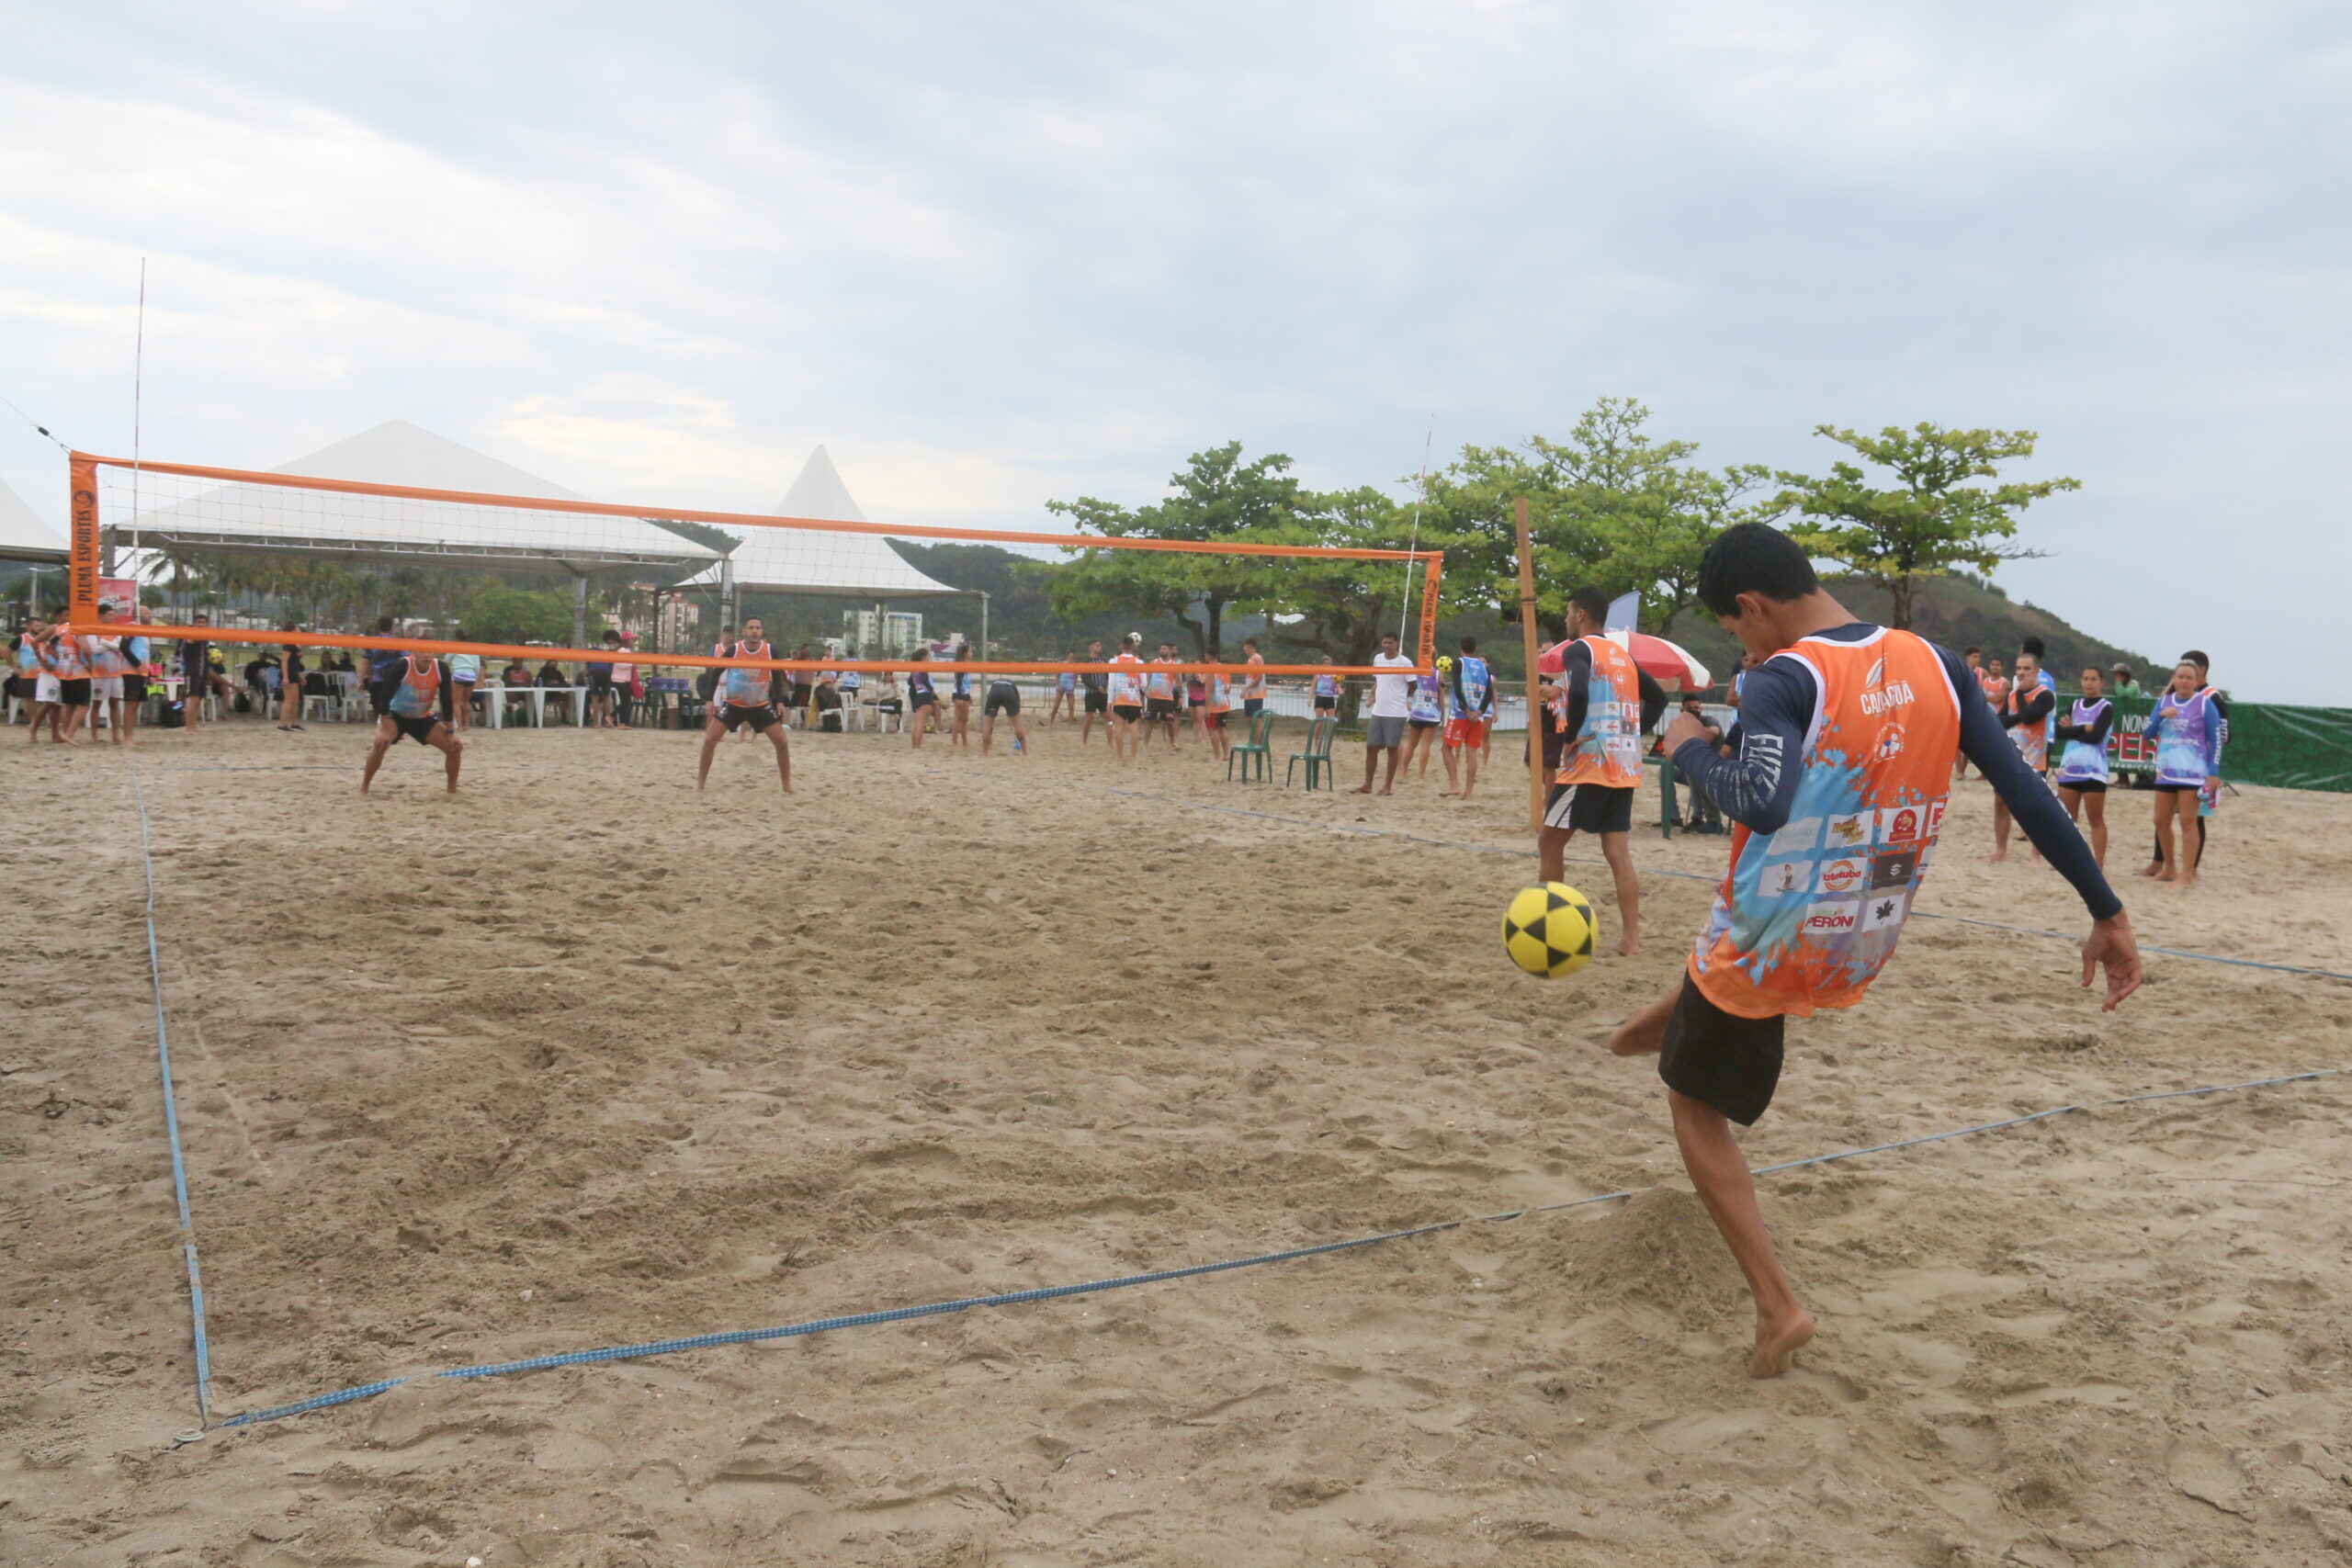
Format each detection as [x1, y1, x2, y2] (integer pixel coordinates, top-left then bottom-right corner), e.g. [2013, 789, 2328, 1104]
[275, 623, 308, 732]
[1352, 631, 1415, 796]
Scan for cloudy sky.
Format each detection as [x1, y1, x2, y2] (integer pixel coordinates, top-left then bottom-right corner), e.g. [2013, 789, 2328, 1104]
[4, 1, 2345, 699]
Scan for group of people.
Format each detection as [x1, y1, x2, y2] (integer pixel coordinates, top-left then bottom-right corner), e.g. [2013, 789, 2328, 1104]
[9, 602, 157, 747]
[1951, 638, 2227, 892]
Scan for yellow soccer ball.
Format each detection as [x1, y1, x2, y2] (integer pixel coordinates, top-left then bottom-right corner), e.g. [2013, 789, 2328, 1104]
[1502, 883, 1597, 978]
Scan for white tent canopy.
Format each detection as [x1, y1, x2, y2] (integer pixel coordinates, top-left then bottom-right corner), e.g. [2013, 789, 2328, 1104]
[0, 475, 67, 563]
[115, 421, 721, 576]
[684, 446, 960, 599]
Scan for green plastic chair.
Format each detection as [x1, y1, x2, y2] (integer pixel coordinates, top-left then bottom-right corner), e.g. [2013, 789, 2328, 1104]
[1227, 709, 1277, 782]
[1285, 716, 1339, 790]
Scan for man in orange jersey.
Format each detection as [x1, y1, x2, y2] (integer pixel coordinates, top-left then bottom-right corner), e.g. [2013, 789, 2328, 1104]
[360, 649, 461, 794]
[696, 616, 792, 794]
[1603, 525, 2142, 1378]
[1540, 589, 1668, 953]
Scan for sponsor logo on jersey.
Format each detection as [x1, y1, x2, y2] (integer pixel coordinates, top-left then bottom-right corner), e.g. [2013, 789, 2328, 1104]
[1767, 860, 1807, 897]
[1858, 679, 1917, 716]
[1762, 816, 1823, 857]
[1802, 900, 1861, 936]
[1925, 800, 1948, 836]
[1877, 805, 1923, 844]
[1826, 812, 1869, 848]
[1871, 849, 1919, 889]
[1815, 856, 1868, 896]
[1875, 724, 1906, 761]
[1860, 892, 1907, 932]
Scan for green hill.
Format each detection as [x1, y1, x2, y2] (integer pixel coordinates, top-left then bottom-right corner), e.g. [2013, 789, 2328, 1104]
[1657, 573, 2159, 694]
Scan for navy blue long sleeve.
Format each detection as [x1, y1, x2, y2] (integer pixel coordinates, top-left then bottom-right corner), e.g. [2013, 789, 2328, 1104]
[1674, 626, 2121, 921]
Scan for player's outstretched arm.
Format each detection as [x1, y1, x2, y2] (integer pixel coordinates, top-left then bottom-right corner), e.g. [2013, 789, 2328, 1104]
[2081, 912, 2143, 1011]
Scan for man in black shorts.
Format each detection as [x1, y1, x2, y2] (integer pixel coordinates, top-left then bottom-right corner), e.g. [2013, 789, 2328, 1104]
[1600, 525, 2141, 1378]
[361, 652, 462, 794]
[696, 617, 791, 794]
[1078, 638, 1110, 745]
[980, 671, 1028, 756]
[1539, 589, 1668, 953]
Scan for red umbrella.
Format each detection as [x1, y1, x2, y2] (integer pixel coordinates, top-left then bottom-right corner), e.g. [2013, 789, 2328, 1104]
[1540, 634, 1713, 692]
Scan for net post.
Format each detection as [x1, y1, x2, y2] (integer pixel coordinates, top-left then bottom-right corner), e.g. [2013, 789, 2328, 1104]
[1514, 498, 1543, 837]
[1417, 554, 1442, 670]
[69, 452, 101, 625]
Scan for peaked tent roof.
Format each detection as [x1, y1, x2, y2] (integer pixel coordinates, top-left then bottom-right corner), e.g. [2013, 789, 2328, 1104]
[0, 475, 68, 562]
[684, 446, 961, 599]
[115, 421, 720, 576]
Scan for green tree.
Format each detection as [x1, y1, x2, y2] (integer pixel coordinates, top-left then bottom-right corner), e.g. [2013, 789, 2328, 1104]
[1045, 443, 1308, 659]
[1249, 485, 1431, 721]
[1418, 397, 1767, 635]
[456, 581, 575, 644]
[1774, 423, 2079, 629]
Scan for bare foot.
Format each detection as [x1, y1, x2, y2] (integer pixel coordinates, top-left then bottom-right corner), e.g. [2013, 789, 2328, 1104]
[1986, 850, 2008, 863]
[2137, 862, 2162, 878]
[1350, 784, 1371, 795]
[1375, 786, 1393, 796]
[1751, 1310, 1815, 1378]
[1604, 995, 1674, 1056]
[1616, 934, 1643, 957]
[1441, 790, 1458, 798]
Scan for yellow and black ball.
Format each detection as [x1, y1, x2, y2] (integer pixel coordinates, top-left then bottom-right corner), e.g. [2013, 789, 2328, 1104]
[1501, 883, 1597, 978]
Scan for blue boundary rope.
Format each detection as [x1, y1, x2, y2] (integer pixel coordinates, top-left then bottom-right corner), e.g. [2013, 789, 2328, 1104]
[128, 770, 2342, 1432]
[129, 765, 213, 1426]
[1103, 789, 2352, 982]
[209, 1066, 2339, 1431]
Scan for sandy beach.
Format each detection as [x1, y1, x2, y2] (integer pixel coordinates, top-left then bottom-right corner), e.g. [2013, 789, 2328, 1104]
[5, 714, 2348, 1566]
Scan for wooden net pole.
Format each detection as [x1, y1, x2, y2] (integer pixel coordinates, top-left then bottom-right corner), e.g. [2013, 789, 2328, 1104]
[1514, 496, 1544, 837]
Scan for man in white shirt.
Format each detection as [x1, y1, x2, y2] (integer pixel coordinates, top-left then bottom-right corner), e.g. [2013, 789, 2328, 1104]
[1353, 632, 1416, 795]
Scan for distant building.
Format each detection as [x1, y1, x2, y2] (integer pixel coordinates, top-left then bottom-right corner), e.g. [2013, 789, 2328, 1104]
[656, 597, 702, 650]
[843, 607, 922, 655]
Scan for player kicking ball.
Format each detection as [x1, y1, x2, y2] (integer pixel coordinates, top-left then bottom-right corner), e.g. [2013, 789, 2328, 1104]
[1600, 525, 2140, 1379]
[697, 617, 792, 795]
[360, 651, 462, 795]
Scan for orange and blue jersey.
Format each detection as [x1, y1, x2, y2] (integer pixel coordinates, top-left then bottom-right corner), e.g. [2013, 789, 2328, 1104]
[387, 655, 443, 718]
[2002, 686, 2050, 771]
[1208, 673, 1231, 711]
[1685, 628, 1962, 1020]
[1146, 660, 1178, 699]
[1452, 654, 1492, 715]
[1555, 635, 1644, 788]
[721, 641, 775, 705]
[42, 631, 87, 679]
[1241, 657, 1266, 698]
[1107, 653, 1144, 704]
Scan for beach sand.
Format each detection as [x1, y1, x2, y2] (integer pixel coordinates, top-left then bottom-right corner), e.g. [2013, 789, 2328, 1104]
[5, 714, 2348, 1566]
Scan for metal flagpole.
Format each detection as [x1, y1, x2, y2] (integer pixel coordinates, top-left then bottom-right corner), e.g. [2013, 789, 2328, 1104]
[1514, 497, 1544, 836]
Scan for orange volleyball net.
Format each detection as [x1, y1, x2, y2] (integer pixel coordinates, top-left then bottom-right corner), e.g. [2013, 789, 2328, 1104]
[64, 451, 1444, 682]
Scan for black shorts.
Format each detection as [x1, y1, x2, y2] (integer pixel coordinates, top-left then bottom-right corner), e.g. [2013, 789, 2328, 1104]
[2056, 777, 2108, 795]
[910, 691, 937, 710]
[1313, 697, 1338, 714]
[124, 676, 149, 704]
[1112, 703, 1143, 722]
[587, 672, 614, 694]
[1544, 782, 1634, 835]
[718, 702, 779, 734]
[2152, 782, 2199, 794]
[390, 713, 446, 745]
[58, 678, 91, 707]
[1408, 716, 1439, 730]
[1147, 697, 1178, 721]
[1084, 688, 1107, 714]
[1658, 974, 1787, 1126]
[1242, 697, 1263, 716]
[984, 684, 1021, 717]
